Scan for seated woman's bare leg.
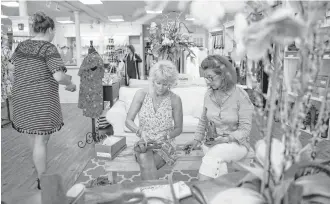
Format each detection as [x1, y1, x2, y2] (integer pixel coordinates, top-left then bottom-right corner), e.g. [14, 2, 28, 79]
[153, 152, 166, 170]
[136, 150, 158, 180]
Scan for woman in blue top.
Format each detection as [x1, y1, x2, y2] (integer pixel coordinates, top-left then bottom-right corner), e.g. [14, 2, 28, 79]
[185, 55, 255, 181]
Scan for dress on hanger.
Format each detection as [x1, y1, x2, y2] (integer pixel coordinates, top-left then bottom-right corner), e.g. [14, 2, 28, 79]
[78, 51, 105, 118]
[186, 47, 208, 79]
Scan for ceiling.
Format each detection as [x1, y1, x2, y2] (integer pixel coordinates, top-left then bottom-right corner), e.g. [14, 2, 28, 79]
[1, 0, 194, 26]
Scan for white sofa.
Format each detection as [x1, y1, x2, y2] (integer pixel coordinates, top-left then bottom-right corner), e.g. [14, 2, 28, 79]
[106, 86, 208, 136]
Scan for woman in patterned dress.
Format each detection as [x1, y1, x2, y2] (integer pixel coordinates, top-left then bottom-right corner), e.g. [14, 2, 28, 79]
[9, 12, 76, 189]
[125, 60, 183, 180]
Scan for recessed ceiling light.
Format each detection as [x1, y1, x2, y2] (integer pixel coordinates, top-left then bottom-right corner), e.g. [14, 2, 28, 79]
[57, 20, 74, 24]
[146, 10, 163, 14]
[1, 1, 19, 7]
[56, 17, 74, 24]
[108, 16, 124, 22]
[79, 0, 102, 5]
[1, 15, 8, 19]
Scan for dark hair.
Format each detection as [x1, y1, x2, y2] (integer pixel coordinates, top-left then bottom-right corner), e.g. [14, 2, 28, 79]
[127, 45, 135, 53]
[200, 55, 237, 91]
[32, 11, 55, 33]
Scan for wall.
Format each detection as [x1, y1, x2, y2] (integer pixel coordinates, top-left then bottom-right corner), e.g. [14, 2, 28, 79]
[54, 23, 142, 47]
[55, 23, 143, 103]
[56, 23, 208, 103]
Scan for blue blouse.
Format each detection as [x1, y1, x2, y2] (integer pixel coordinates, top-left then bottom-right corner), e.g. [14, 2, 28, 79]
[194, 85, 254, 149]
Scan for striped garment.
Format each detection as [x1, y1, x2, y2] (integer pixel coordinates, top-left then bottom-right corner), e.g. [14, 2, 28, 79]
[9, 39, 66, 135]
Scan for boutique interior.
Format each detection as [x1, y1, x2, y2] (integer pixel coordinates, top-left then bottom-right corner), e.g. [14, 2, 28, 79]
[1, 1, 330, 204]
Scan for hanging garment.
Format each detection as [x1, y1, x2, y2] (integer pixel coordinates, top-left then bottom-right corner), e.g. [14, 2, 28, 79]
[145, 50, 153, 76]
[124, 53, 142, 85]
[78, 51, 105, 118]
[1, 43, 13, 102]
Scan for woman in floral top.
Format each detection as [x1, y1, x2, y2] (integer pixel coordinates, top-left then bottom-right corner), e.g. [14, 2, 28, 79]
[125, 60, 183, 180]
[185, 55, 255, 181]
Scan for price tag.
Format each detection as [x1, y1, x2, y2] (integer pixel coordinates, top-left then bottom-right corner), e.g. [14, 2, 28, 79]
[97, 152, 112, 158]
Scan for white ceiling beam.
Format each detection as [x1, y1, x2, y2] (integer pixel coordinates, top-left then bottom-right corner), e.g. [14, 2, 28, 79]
[55, 1, 80, 12]
[64, 1, 108, 23]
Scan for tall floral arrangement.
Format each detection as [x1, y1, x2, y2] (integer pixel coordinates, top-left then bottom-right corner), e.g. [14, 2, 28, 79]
[142, 0, 330, 203]
[148, 12, 196, 63]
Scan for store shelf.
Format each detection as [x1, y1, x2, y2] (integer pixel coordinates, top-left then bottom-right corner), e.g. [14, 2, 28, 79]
[288, 92, 323, 102]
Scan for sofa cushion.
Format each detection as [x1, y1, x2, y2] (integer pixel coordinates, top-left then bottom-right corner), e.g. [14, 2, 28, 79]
[119, 87, 142, 106]
[171, 87, 206, 116]
[182, 115, 199, 133]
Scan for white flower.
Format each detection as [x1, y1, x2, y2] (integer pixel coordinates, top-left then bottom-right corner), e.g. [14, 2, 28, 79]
[190, 1, 226, 29]
[235, 7, 307, 61]
[234, 13, 248, 42]
[255, 138, 291, 181]
[221, 1, 247, 13]
[150, 22, 157, 29]
[210, 187, 266, 204]
[162, 37, 171, 46]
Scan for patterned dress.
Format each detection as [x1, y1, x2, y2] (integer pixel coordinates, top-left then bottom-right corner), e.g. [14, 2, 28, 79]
[78, 51, 104, 118]
[9, 40, 66, 135]
[138, 92, 177, 165]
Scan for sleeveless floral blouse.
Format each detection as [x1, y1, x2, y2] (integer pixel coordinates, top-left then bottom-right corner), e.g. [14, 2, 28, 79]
[138, 92, 177, 165]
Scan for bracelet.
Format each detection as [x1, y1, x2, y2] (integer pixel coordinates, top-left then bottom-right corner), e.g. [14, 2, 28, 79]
[135, 129, 141, 137]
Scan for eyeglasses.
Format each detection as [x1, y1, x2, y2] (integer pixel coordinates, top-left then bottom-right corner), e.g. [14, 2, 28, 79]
[204, 75, 218, 82]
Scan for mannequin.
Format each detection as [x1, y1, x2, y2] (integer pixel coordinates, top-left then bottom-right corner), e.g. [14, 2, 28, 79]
[78, 41, 105, 142]
[78, 40, 104, 118]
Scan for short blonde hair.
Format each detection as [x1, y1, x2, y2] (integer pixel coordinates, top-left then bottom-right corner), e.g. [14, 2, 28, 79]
[149, 60, 179, 89]
[200, 55, 237, 92]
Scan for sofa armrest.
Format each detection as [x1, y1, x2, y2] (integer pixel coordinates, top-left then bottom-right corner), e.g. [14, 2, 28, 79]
[106, 101, 127, 134]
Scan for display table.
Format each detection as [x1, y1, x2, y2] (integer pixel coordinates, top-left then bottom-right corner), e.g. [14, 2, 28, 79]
[104, 133, 204, 184]
[103, 77, 126, 109]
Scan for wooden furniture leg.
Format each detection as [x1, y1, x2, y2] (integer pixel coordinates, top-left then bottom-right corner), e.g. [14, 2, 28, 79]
[108, 171, 118, 184]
